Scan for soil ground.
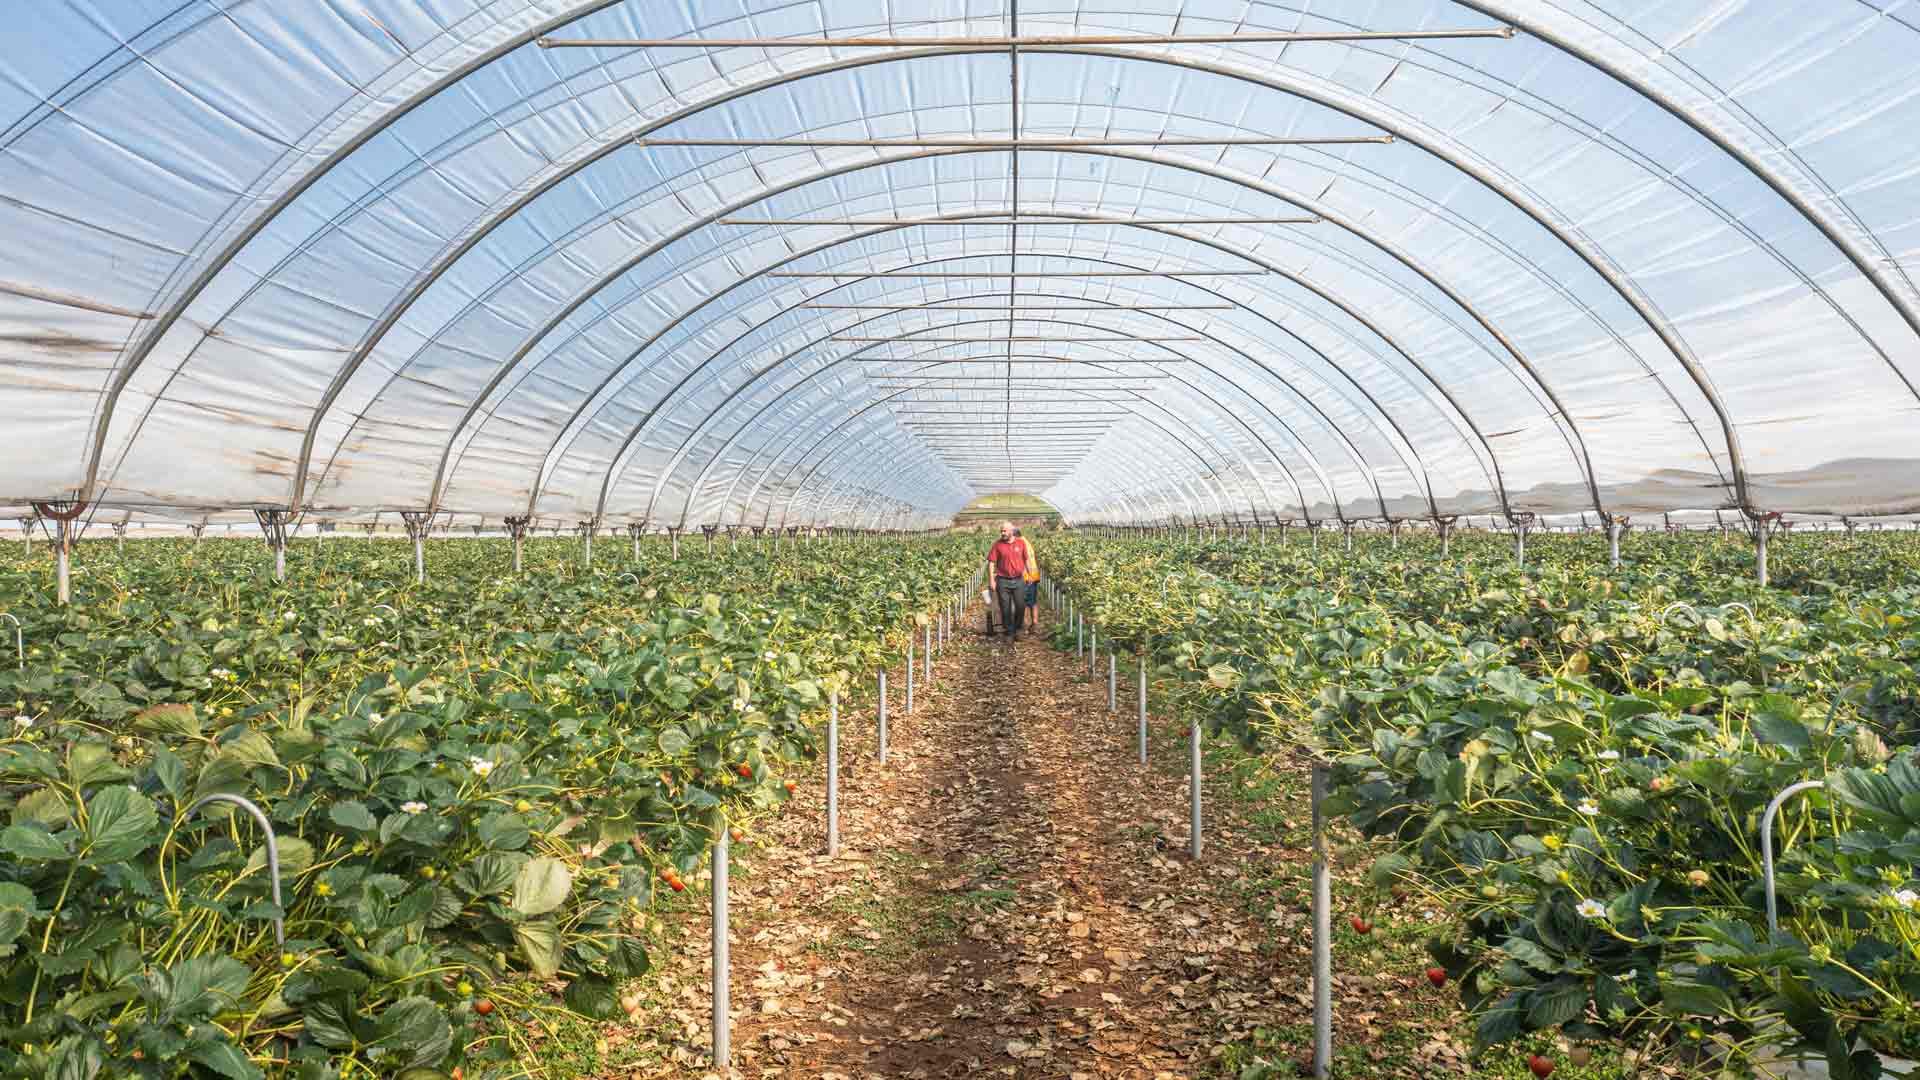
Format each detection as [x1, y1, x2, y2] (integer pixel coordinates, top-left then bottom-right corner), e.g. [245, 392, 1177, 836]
[549, 602, 1627, 1080]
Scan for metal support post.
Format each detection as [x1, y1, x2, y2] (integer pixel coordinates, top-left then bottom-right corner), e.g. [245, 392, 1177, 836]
[1762, 780, 1827, 934]
[826, 689, 840, 857]
[1089, 626, 1097, 674]
[712, 825, 731, 1070]
[1608, 520, 1622, 569]
[1107, 651, 1116, 712]
[924, 621, 933, 683]
[1076, 613, 1083, 659]
[906, 636, 915, 714]
[1311, 765, 1333, 1080]
[401, 510, 432, 584]
[1137, 656, 1149, 765]
[1189, 719, 1203, 859]
[504, 516, 528, 572]
[877, 671, 888, 764]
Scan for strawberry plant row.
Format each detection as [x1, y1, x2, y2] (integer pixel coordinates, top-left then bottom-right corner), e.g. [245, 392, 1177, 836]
[1044, 527, 1920, 1078]
[0, 535, 974, 1080]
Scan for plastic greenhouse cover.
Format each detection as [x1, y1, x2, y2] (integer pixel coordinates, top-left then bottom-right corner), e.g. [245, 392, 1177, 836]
[0, 1, 1917, 528]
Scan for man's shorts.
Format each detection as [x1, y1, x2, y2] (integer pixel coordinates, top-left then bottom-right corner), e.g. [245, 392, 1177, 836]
[1023, 581, 1039, 605]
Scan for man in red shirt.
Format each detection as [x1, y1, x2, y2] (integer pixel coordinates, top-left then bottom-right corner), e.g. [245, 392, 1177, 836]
[986, 521, 1029, 640]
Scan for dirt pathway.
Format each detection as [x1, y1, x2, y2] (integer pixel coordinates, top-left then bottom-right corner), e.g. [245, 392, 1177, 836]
[599, 603, 1352, 1079]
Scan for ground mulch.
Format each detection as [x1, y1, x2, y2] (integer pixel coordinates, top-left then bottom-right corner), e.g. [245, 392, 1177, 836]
[592, 603, 1461, 1079]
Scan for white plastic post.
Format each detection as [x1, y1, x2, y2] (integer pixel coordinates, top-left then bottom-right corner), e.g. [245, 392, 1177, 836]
[1107, 651, 1116, 712]
[712, 826, 730, 1070]
[1089, 626, 1097, 673]
[412, 534, 425, 584]
[905, 637, 915, 714]
[1756, 520, 1770, 587]
[1136, 657, 1148, 765]
[1311, 765, 1332, 1079]
[54, 527, 70, 606]
[1189, 718, 1203, 859]
[826, 689, 839, 857]
[876, 671, 888, 765]
[924, 621, 932, 683]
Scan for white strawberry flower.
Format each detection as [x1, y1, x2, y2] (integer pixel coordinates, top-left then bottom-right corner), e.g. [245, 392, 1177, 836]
[12, 714, 31, 731]
[367, 712, 383, 726]
[401, 801, 427, 815]
[469, 756, 495, 778]
[282, 610, 297, 621]
[1597, 749, 1621, 761]
[1577, 800, 1600, 815]
[1895, 889, 1919, 910]
[1576, 898, 1606, 919]
[1530, 730, 1554, 744]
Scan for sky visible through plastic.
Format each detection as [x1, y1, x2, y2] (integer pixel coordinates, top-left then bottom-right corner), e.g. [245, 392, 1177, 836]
[2, 1, 1917, 530]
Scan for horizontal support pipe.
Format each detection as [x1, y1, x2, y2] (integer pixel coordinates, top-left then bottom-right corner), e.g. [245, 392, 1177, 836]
[718, 212, 1327, 221]
[769, 270, 1264, 278]
[833, 336, 1206, 342]
[799, 304, 1233, 311]
[538, 28, 1516, 47]
[849, 358, 1188, 364]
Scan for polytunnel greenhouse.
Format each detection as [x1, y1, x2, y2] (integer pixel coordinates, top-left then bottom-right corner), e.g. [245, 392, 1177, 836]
[2, 3, 1919, 1079]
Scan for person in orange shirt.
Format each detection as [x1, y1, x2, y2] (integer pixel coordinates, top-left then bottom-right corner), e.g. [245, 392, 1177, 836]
[1014, 527, 1041, 630]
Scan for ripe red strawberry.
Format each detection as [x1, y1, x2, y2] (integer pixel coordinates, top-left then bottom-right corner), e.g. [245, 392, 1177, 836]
[737, 763, 753, 779]
[730, 827, 745, 844]
[669, 878, 686, 893]
[474, 999, 495, 1016]
[1349, 917, 1372, 935]
[1425, 967, 1447, 987]
[1528, 1053, 1555, 1078]
[783, 780, 796, 795]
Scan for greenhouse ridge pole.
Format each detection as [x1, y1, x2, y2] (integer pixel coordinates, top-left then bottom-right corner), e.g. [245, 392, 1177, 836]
[538, 27, 1517, 47]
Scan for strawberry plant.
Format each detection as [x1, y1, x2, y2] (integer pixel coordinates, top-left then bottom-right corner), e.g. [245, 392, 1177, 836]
[1044, 528, 1920, 1076]
[0, 535, 975, 1078]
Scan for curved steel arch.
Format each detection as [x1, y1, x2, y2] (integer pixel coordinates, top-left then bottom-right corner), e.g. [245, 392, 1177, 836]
[709, 345, 1311, 530]
[310, 86, 1661, 519]
[1449, 1, 1920, 388]
[798, 453, 962, 529]
[1019, 45, 1745, 507]
[647, 275, 1455, 526]
[467, 134, 1635, 521]
[800, 420, 1201, 531]
[729, 348, 1291, 530]
[779, 423, 973, 526]
[743, 385, 1225, 529]
[629, 304, 1360, 528]
[631, 313, 1353, 529]
[774, 385, 1234, 529]
[81, 20, 1916, 517]
[387, 139, 1603, 522]
[394, 148, 1571, 521]
[806, 423, 1172, 531]
[764, 369, 1255, 527]
[762, 366, 1262, 528]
